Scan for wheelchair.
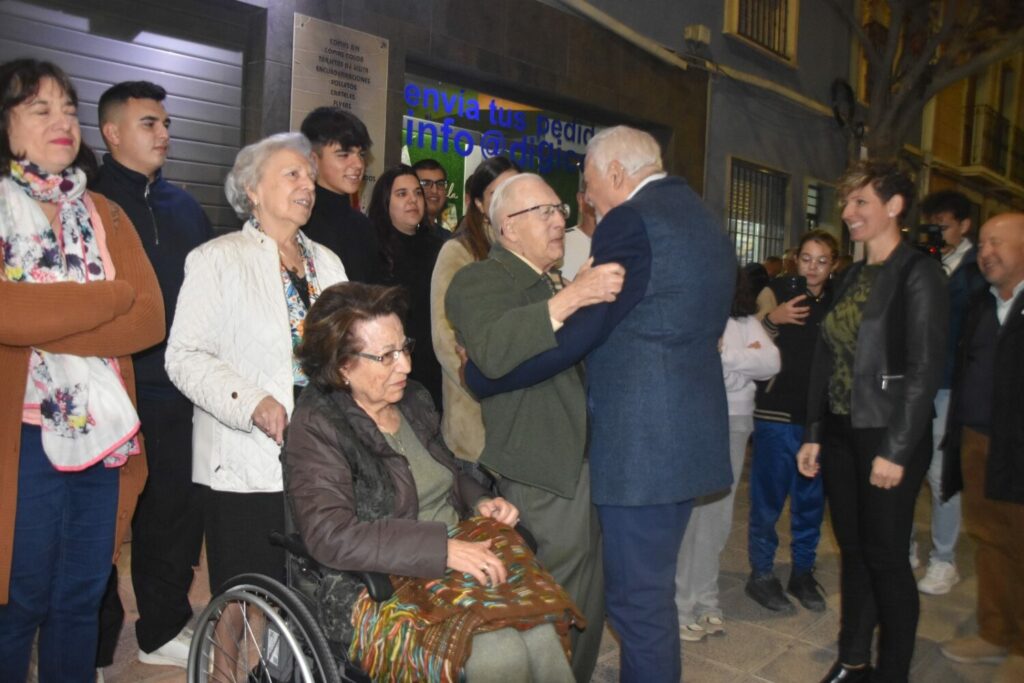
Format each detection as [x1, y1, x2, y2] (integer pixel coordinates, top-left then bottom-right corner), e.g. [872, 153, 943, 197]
[185, 438, 539, 683]
[187, 521, 539, 683]
[185, 527, 387, 683]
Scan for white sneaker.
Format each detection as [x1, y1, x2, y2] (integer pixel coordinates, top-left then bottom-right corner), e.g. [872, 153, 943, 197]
[700, 614, 725, 635]
[138, 626, 193, 668]
[909, 541, 920, 569]
[918, 560, 960, 595]
[680, 621, 707, 642]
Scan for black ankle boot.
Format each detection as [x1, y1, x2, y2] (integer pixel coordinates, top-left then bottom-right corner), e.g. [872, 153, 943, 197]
[745, 572, 796, 613]
[788, 569, 826, 612]
[819, 661, 872, 683]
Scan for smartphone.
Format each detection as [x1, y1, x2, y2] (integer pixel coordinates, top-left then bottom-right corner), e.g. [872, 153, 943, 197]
[778, 274, 807, 302]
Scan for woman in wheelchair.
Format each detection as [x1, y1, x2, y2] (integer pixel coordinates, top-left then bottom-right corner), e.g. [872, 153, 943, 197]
[282, 282, 579, 682]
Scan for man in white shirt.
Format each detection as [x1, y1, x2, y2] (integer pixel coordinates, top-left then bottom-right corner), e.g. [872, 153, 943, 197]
[940, 213, 1024, 682]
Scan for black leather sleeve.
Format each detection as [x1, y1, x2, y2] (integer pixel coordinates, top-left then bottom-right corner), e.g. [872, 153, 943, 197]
[879, 257, 948, 465]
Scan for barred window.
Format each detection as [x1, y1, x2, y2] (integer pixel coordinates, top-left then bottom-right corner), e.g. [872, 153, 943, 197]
[726, 0, 798, 61]
[806, 183, 821, 230]
[728, 159, 788, 264]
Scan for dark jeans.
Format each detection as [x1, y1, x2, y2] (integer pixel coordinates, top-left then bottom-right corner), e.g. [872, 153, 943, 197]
[0, 425, 119, 683]
[598, 500, 693, 683]
[821, 413, 929, 683]
[748, 420, 825, 576]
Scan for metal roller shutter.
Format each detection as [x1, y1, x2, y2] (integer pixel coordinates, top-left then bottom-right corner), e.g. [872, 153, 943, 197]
[0, 0, 244, 232]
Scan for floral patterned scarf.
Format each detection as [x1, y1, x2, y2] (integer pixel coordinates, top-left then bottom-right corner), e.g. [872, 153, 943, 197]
[0, 160, 140, 470]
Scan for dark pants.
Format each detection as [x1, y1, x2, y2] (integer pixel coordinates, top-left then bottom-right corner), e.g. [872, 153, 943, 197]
[748, 420, 825, 576]
[131, 395, 204, 652]
[598, 500, 693, 683]
[0, 425, 119, 683]
[95, 394, 203, 661]
[961, 428, 1024, 656]
[821, 413, 929, 683]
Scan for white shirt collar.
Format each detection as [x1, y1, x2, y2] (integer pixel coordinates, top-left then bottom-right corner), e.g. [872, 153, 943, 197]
[626, 172, 667, 201]
[991, 279, 1024, 325]
[941, 238, 972, 275]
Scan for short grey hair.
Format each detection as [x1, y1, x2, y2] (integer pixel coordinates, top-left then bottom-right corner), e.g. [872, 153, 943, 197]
[224, 132, 314, 218]
[586, 125, 663, 176]
[487, 173, 546, 231]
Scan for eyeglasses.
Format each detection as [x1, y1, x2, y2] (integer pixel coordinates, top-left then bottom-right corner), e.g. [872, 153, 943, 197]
[418, 179, 447, 190]
[506, 203, 571, 222]
[355, 338, 415, 366]
[798, 254, 833, 268]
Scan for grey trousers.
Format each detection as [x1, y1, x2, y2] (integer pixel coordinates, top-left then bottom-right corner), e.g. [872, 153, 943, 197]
[499, 462, 605, 683]
[463, 623, 575, 682]
[674, 415, 751, 624]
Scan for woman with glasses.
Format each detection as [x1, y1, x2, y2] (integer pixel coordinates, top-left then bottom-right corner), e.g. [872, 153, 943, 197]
[284, 282, 578, 681]
[798, 161, 947, 683]
[369, 164, 444, 408]
[165, 132, 347, 590]
[430, 156, 520, 465]
[745, 230, 840, 617]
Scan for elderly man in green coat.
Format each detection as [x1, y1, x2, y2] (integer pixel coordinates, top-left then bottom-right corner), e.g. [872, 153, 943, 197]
[446, 173, 623, 682]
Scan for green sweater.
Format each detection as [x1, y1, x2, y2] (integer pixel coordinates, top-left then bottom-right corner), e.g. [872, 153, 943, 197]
[445, 244, 587, 498]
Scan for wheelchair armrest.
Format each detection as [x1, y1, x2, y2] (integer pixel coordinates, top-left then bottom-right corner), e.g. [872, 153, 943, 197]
[269, 531, 394, 602]
[357, 571, 394, 602]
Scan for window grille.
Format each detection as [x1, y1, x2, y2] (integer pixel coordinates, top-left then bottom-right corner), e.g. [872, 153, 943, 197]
[728, 160, 788, 264]
[806, 184, 821, 230]
[737, 0, 789, 57]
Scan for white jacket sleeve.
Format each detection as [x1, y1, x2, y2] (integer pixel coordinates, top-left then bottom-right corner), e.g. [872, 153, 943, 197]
[721, 315, 781, 388]
[166, 246, 270, 431]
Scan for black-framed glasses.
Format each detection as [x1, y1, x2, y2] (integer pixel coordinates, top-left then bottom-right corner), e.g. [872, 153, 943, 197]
[355, 338, 415, 366]
[506, 203, 571, 222]
[418, 179, 448, 190]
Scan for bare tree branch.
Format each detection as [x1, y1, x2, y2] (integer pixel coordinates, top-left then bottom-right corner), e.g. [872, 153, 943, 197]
[886, 0, 958, 124]
[824, 0, 882, 67]
[872, 2, 908, 131]
[922, 23, 1024, 102]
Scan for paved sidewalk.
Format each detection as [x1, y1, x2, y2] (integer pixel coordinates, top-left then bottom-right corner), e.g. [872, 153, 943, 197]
[105, 449, 994, 682]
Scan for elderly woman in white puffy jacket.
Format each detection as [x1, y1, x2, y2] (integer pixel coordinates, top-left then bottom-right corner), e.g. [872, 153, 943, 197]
[166, 132, 347, 588]
[675, 266, 780, 641]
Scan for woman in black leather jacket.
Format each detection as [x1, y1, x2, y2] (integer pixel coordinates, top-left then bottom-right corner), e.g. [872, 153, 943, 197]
[797, 161, 948, 683]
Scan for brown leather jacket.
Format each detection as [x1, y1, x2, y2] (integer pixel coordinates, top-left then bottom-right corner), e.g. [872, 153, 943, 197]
[284, 380, 490, 578]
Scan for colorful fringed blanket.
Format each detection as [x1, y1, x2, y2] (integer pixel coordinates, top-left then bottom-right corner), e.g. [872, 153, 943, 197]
[348, 517, 585, 682]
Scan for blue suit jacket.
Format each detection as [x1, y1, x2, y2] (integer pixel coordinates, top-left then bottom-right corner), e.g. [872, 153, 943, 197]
[468, 175, 736, 505]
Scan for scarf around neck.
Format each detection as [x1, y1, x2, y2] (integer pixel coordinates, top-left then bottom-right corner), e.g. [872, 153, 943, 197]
[1, 159, 140, 470]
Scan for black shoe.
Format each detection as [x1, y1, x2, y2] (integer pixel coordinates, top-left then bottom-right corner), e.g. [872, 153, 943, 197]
[788, 569, 826, 612]
[745, 573, 796, 613]
[819, 661, 872, 683]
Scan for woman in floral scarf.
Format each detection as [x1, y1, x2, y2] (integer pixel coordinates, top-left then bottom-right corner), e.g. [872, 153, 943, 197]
[0, 59, 164, 682]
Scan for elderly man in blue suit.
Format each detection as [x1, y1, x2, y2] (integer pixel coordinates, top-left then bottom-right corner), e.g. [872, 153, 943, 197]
[465, 126, 736, 681]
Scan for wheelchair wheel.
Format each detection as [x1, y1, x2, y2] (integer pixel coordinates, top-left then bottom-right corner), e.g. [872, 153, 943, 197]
[188, 573, 342, 683]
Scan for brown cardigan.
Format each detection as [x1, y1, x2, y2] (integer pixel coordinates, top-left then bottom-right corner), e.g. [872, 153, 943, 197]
[0, 191, 165, 603]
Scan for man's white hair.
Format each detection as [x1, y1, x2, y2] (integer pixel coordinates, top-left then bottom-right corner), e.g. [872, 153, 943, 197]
[487, 172, 547, 233]
[586, 125, 663, 176]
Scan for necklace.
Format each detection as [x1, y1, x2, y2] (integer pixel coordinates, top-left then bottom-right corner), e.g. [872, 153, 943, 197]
[805, 288, 825, 303]
[382, 418, 406, 456]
